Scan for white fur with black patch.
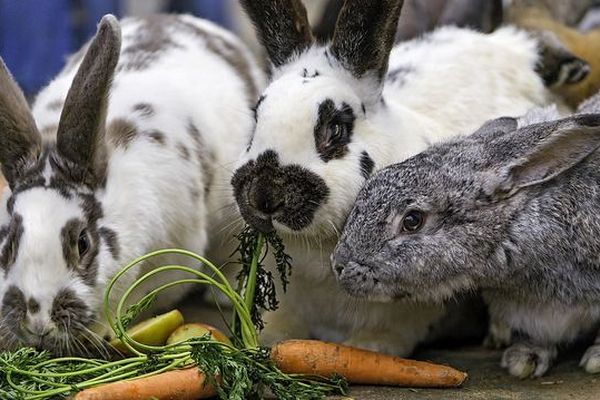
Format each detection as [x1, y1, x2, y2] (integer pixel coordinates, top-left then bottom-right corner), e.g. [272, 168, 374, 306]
[237, 25, 567, 355]
[0, 15, 264, 354]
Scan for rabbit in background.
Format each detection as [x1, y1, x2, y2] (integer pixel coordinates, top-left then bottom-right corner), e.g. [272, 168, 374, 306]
[333, 89, 600, 377]
[0, 14, 264, 357]
[230, 0, 575, 356]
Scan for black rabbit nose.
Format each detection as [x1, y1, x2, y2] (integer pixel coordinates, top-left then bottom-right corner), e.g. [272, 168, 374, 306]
[249, 185, 284, 215]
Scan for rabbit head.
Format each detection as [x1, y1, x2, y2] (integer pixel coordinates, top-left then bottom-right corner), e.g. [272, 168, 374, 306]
[332, 113, 600, 303]
[0, 16, 120, 356]
[232, 0, 404, 236]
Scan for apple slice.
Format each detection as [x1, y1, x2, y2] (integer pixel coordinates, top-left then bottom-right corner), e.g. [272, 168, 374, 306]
[110, 309, 184, 353]
[166, 323, 232, 346]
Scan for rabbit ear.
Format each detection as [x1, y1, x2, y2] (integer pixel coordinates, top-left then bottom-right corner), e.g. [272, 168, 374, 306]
[56, 15, 121, 186]
[487, 114, 600, 200]
[240, 0, 314, 68]
[0, 57, 42, 187]
[330, 0, 404, 84]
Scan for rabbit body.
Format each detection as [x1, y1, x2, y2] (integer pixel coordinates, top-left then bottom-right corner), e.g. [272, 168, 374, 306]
[0, 15, 263, 356]
[333, 90, 600, 376]
[232, 0, 565, 356]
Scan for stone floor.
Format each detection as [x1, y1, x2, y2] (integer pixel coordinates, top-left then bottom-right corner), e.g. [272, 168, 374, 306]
[179, 294, 600, 400]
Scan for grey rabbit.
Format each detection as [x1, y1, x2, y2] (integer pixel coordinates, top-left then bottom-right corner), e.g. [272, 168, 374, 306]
[332, 91, 600, 378]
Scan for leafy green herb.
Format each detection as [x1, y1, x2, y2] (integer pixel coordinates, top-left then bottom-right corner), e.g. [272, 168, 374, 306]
[0, 229, 346, 400]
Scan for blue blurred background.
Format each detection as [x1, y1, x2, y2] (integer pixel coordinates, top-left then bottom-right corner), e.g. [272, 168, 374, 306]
[0, 0, 234, 98]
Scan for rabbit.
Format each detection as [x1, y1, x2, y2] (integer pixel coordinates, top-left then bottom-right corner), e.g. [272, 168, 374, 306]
[230, 0, 577, 356]
[332, 89, 600, 377]
[0, 14, 264, 357]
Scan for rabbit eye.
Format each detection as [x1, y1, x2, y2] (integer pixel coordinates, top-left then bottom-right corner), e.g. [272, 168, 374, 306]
[78, 230, 90, 256]
[327, 122, 347, 144]
[402, 210, 424, 233]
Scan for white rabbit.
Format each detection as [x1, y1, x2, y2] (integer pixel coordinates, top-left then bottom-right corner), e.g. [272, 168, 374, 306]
[231, 0, 569, 355]
[0, 14, 264, 357]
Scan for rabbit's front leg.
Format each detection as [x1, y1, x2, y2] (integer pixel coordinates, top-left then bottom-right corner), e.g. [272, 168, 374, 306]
[580, 333, 600, 373]
[501, 341, 557, 378]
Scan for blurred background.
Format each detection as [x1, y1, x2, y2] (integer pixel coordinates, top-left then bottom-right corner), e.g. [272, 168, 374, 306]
[0, 0, 330, 98]
[2, 0, 600, 99]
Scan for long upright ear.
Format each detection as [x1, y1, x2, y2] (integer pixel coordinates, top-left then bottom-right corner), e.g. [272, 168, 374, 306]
[56, 15, 121, 186]
[486, 115, 600, 200]
[240, 0, 314, 68]
[0, 58, 42, 187]
[330, 0, 404, 85]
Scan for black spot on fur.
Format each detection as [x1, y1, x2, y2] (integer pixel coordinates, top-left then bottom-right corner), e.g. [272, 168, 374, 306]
[301, 68, 320, 78]
[1, 286, 26, 326]
[27, 297, 40, 314]
[177, 142, 191, 161]
[146, 130, 166, 146]
[361, 103, 366, 115]
[61, 218, 84, 270]
[386, 66, 414, 86]
[99, 227, 120, 260]
[186, 120, 215, 196]
[314, 99, 356, 162]
[107, 118, 138, 149]
[360, 151, 375, 179]
[132, 103, 155, 118]
[0, 213, 23, 274]
[51, 288, 90, 327]
[232, 150, 330, 232]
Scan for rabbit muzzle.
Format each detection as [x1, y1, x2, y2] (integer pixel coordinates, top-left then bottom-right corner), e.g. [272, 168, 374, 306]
[232, 150, 329, 233]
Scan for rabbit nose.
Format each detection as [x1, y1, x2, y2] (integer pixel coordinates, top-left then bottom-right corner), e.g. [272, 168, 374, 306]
[249, 184, 284, 215]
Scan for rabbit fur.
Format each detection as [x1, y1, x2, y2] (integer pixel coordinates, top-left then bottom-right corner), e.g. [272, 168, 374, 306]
[333, 89, 600, 377]
[230, 0, 569, 356]
[0, 14, 264, 356]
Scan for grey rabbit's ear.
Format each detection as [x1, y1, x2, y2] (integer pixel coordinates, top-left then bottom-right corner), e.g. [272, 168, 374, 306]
[485, 114, 600, 200]
[469, 117, 518, 141]
[0, 57, 42, 187]
[240, 0, 314, 68]
[56, 15, 120, 186]
[331, 0, 404, 84]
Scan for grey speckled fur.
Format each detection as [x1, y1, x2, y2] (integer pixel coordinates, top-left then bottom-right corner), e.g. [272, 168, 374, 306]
[333, 91, 600, 378]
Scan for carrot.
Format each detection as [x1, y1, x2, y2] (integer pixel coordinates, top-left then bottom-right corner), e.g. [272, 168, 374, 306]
[74, 339, 466, 399]
[73, 367, 216, 400]
[270, 340, 467, 388]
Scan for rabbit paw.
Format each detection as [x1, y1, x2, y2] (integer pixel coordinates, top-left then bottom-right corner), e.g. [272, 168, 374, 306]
[483, 320, 512, 349]
[580, 344, 600, 373]
[501, 342, 557, 378]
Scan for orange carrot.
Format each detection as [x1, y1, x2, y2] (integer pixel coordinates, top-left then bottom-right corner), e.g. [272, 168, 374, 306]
[74, 339, 466, 399]
[271, 340, 467, 388]
[73, 368, 216, 400]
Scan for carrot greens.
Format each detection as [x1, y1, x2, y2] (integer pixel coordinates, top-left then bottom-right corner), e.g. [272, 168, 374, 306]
[0, 229, 347, 400]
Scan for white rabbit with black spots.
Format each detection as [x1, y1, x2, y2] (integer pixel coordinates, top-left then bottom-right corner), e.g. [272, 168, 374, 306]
[231, 0, 571, 356]
[0, 14, 264, 357]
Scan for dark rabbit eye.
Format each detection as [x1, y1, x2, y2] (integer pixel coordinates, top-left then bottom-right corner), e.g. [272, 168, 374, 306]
[402, 210, 424, 232]
[327, 122, 347, 143]
[78, 230, 90, 256]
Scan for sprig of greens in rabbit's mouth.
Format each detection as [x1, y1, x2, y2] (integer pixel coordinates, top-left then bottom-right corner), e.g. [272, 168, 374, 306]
[0, 228, 347, 400]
